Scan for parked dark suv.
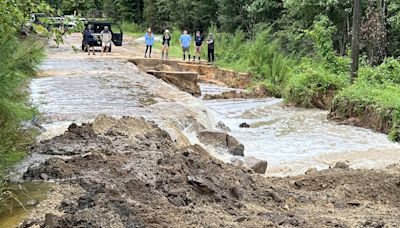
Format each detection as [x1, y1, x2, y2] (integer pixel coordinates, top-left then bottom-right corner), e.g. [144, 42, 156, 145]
[82, 21, 123, 52]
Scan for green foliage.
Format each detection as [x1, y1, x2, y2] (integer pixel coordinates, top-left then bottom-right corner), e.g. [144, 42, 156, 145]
[334, 81, 400, 141]
[357, 58, 400, 85]
[0, 0, 47, 186]
[285, 59, 349, 107]
[213, 28, 295, 97]
[120, 21, 144, 34]
[333, 58, 400, 141]
[306, 16, 336, 63]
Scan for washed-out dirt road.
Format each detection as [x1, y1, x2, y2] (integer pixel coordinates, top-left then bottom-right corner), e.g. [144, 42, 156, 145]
[8, 34, 400, 227]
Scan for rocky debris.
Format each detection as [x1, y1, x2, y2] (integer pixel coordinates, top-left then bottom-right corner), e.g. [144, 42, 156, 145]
[216, 121, 231, 132]
[20, 116, 400, 227]
[198, 130, 244, 156]
[239, 122, 250, 128]
[228, 144, 245, 156]
[244, 156, 268, 174]
[203, 90, 266, 100]
[305, 168, 318, 175]
[333, 161, 350, 170]
[147, 70, 201, 97]
[229, 157, 245, 167]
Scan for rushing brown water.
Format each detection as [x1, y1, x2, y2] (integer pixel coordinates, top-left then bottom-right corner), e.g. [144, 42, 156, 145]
[199, 83, 400, 176]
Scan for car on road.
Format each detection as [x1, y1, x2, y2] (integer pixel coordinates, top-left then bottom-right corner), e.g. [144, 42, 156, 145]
[82, 21, 123, 52]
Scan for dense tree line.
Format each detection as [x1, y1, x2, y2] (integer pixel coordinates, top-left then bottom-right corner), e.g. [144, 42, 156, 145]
[45, 0, 400, 63]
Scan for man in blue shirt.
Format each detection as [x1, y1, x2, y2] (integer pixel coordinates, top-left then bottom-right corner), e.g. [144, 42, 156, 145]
[179, 30, 191, 61]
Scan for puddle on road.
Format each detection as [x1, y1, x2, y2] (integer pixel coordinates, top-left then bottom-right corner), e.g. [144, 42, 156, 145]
[0, 182, 53, 228]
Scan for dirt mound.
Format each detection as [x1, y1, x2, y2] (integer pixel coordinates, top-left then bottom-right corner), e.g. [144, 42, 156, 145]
[21, 116, 400, 227]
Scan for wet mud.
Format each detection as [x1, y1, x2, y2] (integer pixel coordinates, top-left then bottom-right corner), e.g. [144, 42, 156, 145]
[20, 116, 400, 227]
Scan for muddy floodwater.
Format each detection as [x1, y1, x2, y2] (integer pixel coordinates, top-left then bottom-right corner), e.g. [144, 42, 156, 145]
[201, 83, 400, 175]
[0, 182, 53, 227]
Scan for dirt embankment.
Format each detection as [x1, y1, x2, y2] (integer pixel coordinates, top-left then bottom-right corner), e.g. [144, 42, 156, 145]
[20, 116, 400, 227]
[328, 98, 398, 140]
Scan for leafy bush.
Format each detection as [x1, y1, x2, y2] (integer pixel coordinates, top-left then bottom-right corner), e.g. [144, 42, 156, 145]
[334, 81, 400, 141]
[0, 36, 44, 179]
[285, 59, 349, 107]
[120, 21, 144, 34]
[357, 57, 400, 85]
[214, 28, 295, 96]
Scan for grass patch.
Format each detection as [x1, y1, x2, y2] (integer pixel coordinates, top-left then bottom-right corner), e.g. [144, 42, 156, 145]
[333, 81, 400, 141]
[285, 59, 350, 107]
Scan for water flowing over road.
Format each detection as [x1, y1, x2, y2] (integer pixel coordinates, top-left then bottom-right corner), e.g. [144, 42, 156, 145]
[200, 84, 400, 175]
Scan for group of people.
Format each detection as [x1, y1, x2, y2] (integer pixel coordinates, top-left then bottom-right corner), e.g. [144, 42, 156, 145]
[83, 25, 113, 55]
[144, 28, 215, 63]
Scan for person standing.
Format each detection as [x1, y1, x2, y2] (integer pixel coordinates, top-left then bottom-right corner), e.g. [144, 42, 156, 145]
[179, 30, 191, 61]
[84, 25, 96, 55]
[161, 29, 171, 59]
[101, 26, 112, 56]
[144, 28, 154, 58]
[193, 31, 204, 62]
[207, 33, 215, 63]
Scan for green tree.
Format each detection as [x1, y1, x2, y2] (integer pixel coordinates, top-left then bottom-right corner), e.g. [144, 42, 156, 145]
[217, 0, 251, 32]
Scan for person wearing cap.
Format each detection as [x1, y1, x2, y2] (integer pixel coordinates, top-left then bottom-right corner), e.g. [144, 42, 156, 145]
[101, 26, 112, 55]
[161, 29, 171, 59]
[193, 31, 204, 62]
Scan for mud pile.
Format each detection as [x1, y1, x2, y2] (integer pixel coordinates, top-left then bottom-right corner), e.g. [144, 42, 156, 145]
[21, 116, 400, 227]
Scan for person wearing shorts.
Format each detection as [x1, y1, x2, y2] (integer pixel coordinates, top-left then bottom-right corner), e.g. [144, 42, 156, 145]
[161, 29, 171, 59]
[193, 31, 204, 62]
[180, 30, 191, 61]
[101, 26, 112, 55]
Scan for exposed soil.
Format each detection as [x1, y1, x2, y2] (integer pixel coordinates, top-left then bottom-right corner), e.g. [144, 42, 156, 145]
[130, 58, 253, 90]
[328, 97, 394, 137]
[311, 88, 336, 110]
[203, 86, 271, 100]
[20, 116, 400, 227]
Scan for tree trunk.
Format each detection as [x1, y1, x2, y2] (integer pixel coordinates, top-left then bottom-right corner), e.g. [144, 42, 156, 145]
[351, 0, 361, 80]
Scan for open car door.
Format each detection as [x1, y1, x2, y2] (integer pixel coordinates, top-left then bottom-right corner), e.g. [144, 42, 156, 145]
[111, 23, 123, 46]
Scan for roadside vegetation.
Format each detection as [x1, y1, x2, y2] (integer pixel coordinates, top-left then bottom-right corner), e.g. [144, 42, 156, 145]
[0, 0, 83, 210]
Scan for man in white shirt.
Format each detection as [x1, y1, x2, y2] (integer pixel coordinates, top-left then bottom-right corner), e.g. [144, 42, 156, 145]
[101, 26, 112, 55]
